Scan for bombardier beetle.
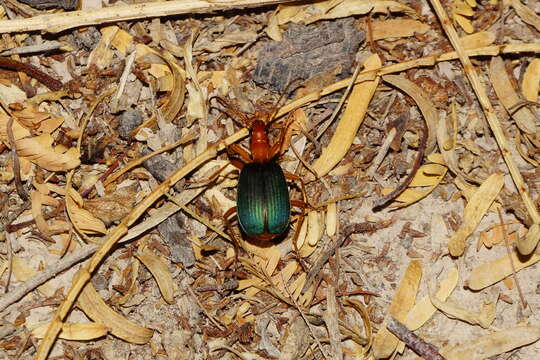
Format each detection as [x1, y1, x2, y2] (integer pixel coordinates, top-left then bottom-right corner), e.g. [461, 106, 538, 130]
[217, 97, 307, 245]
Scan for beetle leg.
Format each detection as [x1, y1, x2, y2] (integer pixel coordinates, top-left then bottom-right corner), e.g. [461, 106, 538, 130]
[228, 143, 252, 164]
[223, 207, 242, 275]
[285, 172, 313, 210]
[270, 112, 297, 158]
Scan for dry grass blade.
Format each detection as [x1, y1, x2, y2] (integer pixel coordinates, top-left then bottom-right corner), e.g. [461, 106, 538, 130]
[429, 0, 540, 255]
[0, 0, 301, 34]
[32, 322, 108, 341]
[35, 129, 248, 359]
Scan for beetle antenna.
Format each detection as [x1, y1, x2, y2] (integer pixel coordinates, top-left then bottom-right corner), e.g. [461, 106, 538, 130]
[267, 77, 304, 124]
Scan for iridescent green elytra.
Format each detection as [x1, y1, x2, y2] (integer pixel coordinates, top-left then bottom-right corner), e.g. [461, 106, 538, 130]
[236, 162, 291, 239]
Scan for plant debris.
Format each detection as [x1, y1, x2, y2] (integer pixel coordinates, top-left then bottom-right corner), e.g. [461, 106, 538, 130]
[0, 0, 540, 359]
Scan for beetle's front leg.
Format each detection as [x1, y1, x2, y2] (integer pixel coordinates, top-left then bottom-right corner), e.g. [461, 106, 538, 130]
[227, 143, 252, 167]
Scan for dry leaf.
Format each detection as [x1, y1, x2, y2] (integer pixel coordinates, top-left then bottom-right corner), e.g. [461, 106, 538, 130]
[78, 282, 153, 344]
[197, 30, 258, 53]
[87, 26, 118, 69]
[429, 291, 497, 328]
[489, 56, 537, 134]
[448, 173, 504, 256]
[404, 267, 459, 330]
[468, 251, 540, 290]
[310, 54, 381, 178]
[371, 20, 430, 40]
[521, 58, 540, 101]
[382, 74, 438, 153]
[373, 260, 422, 359]
[0, 114, 80, 171]
[67, 188, 107, 235]
[83, 185, 137, 226]
[511, 0, 540, 32]
[440, 325, 540, 360]
[461, 31, 496, 49]
[326, 202, 338, 237]
[135, 247, 175, 304]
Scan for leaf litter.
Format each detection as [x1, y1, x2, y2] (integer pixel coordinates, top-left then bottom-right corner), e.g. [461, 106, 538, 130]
[0, 0, 539, 359]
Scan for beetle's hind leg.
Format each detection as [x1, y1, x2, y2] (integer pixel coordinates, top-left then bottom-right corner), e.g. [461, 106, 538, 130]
[223, 207, 243, 276]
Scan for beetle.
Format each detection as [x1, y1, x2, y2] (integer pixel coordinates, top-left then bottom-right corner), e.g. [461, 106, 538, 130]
[217, 97, 307, 245]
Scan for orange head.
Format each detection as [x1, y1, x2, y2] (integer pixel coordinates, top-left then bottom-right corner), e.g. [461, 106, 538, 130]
[250, 120, 271, 163]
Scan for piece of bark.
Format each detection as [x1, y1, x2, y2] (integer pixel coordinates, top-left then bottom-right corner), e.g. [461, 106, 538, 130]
[17, 0, 78, 10]
[254, 18, 364, 92]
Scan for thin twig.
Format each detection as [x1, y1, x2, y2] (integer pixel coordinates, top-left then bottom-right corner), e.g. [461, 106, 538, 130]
[281, 273, 331, 360]
[386, 316, 447, 360]
[3, 232, 13, 294]
[372, 115, 428, 209]
[0, 243, 98, 312]
[6, 116, 28, 201]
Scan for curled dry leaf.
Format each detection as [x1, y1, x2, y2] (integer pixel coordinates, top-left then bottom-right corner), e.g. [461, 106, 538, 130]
[489, 56, 537, 134]
[521, 58, 540, 102]
[440, 325, 540, 360]
[383, 155, 448, 208]
[67, 188, 107, 235]
[135, 247, 175, 304]
[196, 30, 259, 53]
[78, 282, 154, 344]
[448, 172, 504, 257]
[0, 114, 80, 171]
[32, 322, 108, 341]
[382, 74, 438, 153]
[372, 260, 422, 359]
[428, 290, 497, 329]
[310, 54, 381, 179]
[511, 0, 540, 32]
[83, 184, 137, 226]
[468, 251, 540, 290]
[371, 19, 430, 40]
